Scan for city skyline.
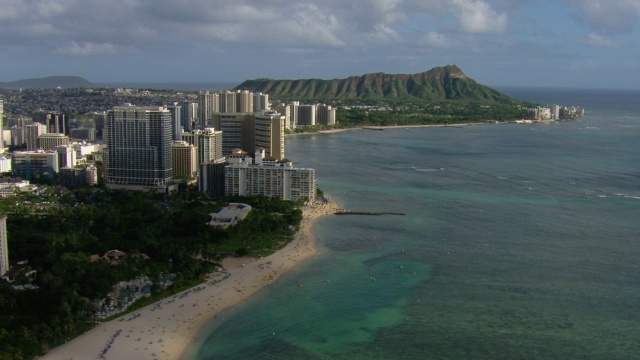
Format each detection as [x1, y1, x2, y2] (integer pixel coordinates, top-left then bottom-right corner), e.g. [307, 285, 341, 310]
[0, 1, 639, 89]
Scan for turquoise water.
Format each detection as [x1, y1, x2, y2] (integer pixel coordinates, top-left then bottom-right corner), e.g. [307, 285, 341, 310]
[191, 89, 640, 359]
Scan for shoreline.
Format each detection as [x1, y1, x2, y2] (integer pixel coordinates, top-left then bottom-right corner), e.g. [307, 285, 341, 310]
[285, 121, 502, 137]
[39, 199, 339, 360]
[285, 117, 583, 137]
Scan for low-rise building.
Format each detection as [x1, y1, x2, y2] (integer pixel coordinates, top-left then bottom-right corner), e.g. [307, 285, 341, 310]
[207, 203, 252, 228]
[11, 151, 58, 180]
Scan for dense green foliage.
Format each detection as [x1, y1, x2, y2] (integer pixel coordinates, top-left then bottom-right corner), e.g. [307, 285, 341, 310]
[0, 188, 303, 359]
[333, 101, 532, 127]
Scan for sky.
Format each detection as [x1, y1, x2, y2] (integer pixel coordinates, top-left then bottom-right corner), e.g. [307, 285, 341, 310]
[1, 0, 639, 89]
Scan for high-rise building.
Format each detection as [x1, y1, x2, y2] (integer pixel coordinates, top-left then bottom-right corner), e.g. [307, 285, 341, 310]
[197, 128, 223, 165]
[254, 112, 285, 160]
[316, 104, 336, 125]
[211, 113, 254, 156]
[297, 104, 317, 126]
[171, 141, 198, 178]
[166, 103, 182, 141]
[45, 113, 69, 135]
[253, 92, 270, 113]
[38, 133, 70, 151]
[219, 90, 237, 113]
[212, 112, 285, 159]
[199, 159, 226, 199]
[25, 123, 47, 151]
[181, 128, 223, 165]
[55, 145, 77, 168]
[289, 101, 300, 128]
[9, 126, 24, 147]
[0, 215, 8, 277]
[275, 104, 293, 129]
[180, 101, 197, 132]
[198, 91, 219, 128]
[93, 111, 106, 138]
[236, 90, 253, 113]
[106, 106, 173, 190]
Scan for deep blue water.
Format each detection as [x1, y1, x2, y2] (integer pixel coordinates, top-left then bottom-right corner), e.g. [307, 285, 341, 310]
[189, 88, 640, 359]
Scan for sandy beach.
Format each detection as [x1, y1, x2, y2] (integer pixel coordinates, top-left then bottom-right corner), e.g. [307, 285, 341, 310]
[40, 199, 338, 360]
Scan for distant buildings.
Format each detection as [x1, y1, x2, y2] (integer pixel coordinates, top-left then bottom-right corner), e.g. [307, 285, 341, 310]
[105, 106, 173, 191]
[533, 104, 584, 121]
[273, 101, 336, 129]
[197, 90, 271, 127]
[1, 88, 322, 200]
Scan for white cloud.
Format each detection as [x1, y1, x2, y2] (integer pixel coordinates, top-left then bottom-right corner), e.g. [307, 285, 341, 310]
[568, 0, 640, 34]
[54, 42, 125, 56]
[574, 33, 623, 48]
[35, 0, 70, 18]
[452, 0, 508, 33]
[422, 31, 451, 48]
[0, 0, 27, 20]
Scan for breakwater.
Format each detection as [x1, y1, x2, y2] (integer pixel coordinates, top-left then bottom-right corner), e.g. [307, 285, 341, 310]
[333, 209, 406, 216]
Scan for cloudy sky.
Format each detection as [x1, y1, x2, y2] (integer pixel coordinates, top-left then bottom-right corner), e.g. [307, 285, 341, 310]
[1, 0, 639, 88]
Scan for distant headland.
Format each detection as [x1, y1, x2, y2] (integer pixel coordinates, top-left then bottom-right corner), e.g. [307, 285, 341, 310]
[234, 65, 520, 104]
[0, 76, 94, 89]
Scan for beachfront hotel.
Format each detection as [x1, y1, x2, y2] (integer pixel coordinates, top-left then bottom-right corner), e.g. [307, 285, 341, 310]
[225, 149, 316, 203]
[105, 106, 173, 191]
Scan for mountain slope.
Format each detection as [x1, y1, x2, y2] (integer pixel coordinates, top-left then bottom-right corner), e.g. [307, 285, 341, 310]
[0, 76, 94, 89]
[235, 65, 517, 103]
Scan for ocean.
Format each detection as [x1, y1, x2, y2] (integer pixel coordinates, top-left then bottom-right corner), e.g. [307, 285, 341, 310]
[189, 88, 640, 359]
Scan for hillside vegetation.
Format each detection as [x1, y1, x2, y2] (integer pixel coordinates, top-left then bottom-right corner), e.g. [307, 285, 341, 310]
[235, 65, 518, 103]
[0, 76, 94, 89]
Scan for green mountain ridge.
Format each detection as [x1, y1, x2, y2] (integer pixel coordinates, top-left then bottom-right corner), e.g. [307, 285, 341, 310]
[235, 65, 518, 103]
[0, 76, 94, 89]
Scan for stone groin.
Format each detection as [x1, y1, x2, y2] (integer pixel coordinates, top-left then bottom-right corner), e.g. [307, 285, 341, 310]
[333, 209, 405, 216]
